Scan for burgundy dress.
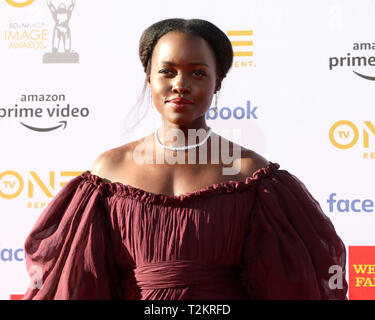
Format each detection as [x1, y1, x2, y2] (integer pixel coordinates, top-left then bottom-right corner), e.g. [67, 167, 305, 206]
[22, 162, 348, 300]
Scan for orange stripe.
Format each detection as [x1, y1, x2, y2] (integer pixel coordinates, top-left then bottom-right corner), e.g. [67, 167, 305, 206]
[233, 51, 253, 57]
[231, 41, 253, 46]
[227, 30, 253, 36]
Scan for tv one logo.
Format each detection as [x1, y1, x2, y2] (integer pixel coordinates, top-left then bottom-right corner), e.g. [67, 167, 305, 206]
[0, 170, 82, 200]
[5, 0, 34, 7]
[329, 120, 375, 159]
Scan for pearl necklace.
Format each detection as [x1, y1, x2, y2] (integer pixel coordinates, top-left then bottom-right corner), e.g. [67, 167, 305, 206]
[154, 127, 212, 151]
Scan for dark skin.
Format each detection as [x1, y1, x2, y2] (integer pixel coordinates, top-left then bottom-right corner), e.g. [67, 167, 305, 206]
[92, 31, 269, 197]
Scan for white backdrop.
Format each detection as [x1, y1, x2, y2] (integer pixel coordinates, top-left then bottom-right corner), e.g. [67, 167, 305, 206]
[0, 0, 374, 300]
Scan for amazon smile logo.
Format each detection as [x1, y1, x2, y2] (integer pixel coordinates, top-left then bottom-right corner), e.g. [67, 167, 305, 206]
[329, 42, 375, 81]
[0, 93, 90, 132]
[20, 120, 67, 132]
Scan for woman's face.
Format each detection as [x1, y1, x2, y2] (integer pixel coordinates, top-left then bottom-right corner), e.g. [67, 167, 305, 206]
[148, 31, 219, 126]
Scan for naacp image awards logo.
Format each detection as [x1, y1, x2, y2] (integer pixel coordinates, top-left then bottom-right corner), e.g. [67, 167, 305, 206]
[43, 0, 79, 63]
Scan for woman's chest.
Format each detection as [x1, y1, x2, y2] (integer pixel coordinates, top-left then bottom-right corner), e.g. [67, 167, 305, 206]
[113, 161, 247, 197]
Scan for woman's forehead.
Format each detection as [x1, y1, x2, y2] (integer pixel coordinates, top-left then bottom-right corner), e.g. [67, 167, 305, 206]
[152, 31, 216, 65]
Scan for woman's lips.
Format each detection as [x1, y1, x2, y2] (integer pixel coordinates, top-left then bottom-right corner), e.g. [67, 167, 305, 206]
[168, 98, 193, 104]
[167, 98, 193, 110]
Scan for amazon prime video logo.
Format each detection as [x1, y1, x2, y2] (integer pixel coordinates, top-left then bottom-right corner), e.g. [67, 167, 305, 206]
[0, 93, 89, 132]
[329, 42, 375, 80]
[43, 0, 78, 63]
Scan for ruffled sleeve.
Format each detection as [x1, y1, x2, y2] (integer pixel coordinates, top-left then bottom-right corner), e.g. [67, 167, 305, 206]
[240, 167, 348, 299]
[22, 173, 122, 300]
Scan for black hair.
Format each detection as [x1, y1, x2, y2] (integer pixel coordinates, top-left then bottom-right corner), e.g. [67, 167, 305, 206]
[122, 18, 233, 137]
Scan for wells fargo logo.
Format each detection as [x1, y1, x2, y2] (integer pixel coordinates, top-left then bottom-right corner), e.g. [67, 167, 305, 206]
[227, 30, 255, 69]
[329, 120, 375, 159]
[5, 0, 34, 7]
[349, 246, 375, 299]
[0, 170, 83, 208]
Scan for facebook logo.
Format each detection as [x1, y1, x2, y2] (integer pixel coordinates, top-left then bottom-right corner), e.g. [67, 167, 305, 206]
[206, 100, 258, 120]
[327, 193, 374, 213]
[0, 248, 26, 262]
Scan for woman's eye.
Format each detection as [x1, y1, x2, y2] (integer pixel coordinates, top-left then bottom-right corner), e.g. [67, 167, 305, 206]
[158, 69, 206, 78]
[158, 69, 174, 75]
[193, 70, 207, 77]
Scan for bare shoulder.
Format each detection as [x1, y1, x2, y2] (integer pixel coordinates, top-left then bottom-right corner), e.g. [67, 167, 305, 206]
[90, 141, 137, 180]
[213, 132, 269, 178]
[233, 144, 270, 177]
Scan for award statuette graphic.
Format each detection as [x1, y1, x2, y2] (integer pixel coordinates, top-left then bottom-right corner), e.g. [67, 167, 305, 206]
[43, 0, 79, 63]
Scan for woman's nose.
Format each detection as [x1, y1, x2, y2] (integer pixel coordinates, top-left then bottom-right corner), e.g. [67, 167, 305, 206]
[172, 75, 191, 94]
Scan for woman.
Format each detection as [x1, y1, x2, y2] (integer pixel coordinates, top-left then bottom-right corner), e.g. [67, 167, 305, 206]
[22, 18, 348, 300]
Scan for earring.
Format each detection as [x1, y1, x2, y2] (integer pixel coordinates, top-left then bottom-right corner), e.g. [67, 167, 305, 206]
[213, 92, 218, 112]
[149, 90, 154, 108]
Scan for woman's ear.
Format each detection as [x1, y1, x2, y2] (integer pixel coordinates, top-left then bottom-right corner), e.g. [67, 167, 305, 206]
[147, 75, 151, 87]
[215, 78, 222, 93]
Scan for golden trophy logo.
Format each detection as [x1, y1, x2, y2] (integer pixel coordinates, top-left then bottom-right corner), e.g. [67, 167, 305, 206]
[43, 0, 79, 63]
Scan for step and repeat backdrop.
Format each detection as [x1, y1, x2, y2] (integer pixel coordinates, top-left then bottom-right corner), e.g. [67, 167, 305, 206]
[0, 0, 374, 300]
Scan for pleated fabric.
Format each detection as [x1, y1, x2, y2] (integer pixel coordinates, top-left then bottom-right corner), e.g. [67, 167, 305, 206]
[22, 162, 348, 300]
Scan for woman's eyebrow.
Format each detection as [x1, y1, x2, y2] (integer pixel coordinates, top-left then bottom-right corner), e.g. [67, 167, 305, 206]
[160, 61, 209, 67]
